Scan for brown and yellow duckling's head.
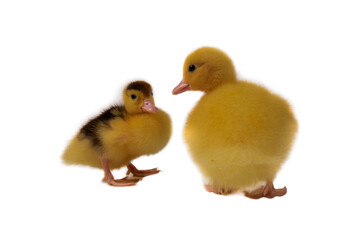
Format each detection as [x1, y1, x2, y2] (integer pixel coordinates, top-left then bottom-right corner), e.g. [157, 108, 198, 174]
[123, 81, 158, 114]
[173, 47, 237, 94]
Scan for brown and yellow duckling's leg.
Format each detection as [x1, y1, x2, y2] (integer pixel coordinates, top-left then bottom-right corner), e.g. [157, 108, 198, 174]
[101, 158, 142, 187]
[244, 181, 287, 199]
[126, 163, 160, 177]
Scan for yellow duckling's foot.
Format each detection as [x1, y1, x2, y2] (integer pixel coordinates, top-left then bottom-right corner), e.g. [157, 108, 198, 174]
[204, 184, 234, 195]
[244, 182, 287, 199]
[126, 163, 160, 177]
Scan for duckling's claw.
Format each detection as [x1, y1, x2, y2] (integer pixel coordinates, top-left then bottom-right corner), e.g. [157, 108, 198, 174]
[244, 182, 287, 199]
[126, 163, 160, 177]
[269, 186, 287, 198]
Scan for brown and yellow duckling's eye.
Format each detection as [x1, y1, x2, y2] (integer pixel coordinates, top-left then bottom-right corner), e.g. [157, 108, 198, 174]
[131, 94, 137, 100]
[188, 64, 196, 72]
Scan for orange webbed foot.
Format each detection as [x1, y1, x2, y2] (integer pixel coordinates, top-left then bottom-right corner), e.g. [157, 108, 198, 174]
[244, 182, 287, 199]
[102, 175, 143, 187]
[204, 184, 234, 195]
[126, 163, 160, 177]
[101, 158, 143, 187]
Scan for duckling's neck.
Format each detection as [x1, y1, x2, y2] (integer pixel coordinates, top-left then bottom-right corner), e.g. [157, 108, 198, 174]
[124, 105, 142, 115]
[205, 78, 237, 94]
[204, 64, 237, 93]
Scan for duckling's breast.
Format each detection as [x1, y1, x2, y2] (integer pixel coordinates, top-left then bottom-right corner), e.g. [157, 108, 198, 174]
[99, 110, 171, 167]
[184, 81, 297, 188]
[126, 110, 172, 157]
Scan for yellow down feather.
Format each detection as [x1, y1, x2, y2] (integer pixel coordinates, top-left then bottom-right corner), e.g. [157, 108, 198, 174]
[63, 110, 171, 170]
[180, 47, 298, 192]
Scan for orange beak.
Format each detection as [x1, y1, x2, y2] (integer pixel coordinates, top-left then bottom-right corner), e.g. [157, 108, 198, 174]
[172, 79, 191, 95]
[141, 100, 158, 113]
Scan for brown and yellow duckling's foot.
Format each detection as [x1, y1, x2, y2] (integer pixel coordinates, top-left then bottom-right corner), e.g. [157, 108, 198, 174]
[244, 181, 287, 199]
[102, 175, 143, 187]
[101, 158, 143, 187]
[204, 184, 235, 195]
[126, 162, 160, 177]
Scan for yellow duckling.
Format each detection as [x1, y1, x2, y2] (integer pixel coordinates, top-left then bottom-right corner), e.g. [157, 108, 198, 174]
[173, 47, 297, 198]
[63, 81, 172, 186]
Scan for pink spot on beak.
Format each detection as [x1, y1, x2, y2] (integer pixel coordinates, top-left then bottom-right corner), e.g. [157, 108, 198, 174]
[141, 100, 158, 113]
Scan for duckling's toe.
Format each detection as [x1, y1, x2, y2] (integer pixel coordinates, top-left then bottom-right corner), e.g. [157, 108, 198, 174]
[126, 163, 160, 177]
[244, 182, 287, 199]
[244, 186, 266, 199]
[108, 177, 141, 187]
[204, 184, 234, 195]
[102, 175, 142, 187]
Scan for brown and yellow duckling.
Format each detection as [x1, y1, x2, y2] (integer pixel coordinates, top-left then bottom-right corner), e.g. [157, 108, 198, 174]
[62, 81, 172, 186]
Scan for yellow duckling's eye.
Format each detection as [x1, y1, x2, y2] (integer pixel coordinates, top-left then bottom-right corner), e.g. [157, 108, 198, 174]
[131, 94, 137, 100]
[188, 64, 196, 72]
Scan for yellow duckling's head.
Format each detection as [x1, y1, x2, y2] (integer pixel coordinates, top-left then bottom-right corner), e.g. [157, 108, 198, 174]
[173, 47, 236, 94]
[123, 81, 158, 114]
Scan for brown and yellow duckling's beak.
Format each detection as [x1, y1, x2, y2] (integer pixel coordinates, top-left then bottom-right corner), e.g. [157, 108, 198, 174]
[141, 99, 158, 113]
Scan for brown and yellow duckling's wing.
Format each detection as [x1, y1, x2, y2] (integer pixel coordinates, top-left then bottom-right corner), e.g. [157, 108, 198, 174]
[62, 105, 128, 169]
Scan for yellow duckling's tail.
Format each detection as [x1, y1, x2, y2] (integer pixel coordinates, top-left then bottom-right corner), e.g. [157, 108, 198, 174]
[62, 135, 102, 169]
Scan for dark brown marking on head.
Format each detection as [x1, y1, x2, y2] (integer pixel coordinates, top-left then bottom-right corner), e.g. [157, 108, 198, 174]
[126, 81, 152, 98]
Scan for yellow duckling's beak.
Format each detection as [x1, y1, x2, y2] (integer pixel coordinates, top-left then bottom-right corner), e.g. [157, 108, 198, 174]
[141, 100, 158, 113]
[172, 79, 191, 95]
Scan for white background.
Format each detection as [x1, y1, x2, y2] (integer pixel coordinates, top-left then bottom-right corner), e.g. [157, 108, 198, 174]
[1, 0, 359, 239]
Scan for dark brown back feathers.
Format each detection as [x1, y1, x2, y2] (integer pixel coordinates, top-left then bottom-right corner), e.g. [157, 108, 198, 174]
[79, 105, 127, 149]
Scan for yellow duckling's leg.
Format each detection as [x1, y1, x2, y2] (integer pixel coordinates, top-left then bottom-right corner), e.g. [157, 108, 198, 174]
[101, 158, 142, 187]
[126, 163, 160, 177]
[244, 182, 287, 199]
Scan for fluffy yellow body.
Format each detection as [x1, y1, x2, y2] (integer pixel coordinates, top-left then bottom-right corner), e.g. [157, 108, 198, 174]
[184, 81, 298, 191]
[62, 110, 171, 170]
